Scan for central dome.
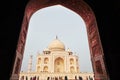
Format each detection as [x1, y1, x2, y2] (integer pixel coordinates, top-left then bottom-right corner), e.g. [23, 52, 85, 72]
[48, 38, 65, 51]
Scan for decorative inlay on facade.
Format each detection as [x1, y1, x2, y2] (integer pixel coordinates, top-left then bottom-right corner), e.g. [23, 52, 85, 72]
[89, 23, 97, 38]
[95, 60, 103, 74]
[14, 58, 20, 74]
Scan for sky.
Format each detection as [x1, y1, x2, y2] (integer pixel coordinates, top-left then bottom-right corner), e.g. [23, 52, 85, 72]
[21, 5, 93, 72]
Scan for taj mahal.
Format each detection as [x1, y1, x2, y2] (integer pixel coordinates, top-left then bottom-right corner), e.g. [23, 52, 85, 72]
[19, 37, 94, 80]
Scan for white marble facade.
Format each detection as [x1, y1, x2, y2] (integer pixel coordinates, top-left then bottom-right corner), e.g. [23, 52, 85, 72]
[19, 37, 94, 80]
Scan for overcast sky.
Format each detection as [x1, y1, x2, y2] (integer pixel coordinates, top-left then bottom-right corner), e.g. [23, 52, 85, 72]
[21, 5, 93, 72]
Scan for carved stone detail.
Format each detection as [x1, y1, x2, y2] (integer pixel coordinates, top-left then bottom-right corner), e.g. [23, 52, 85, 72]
[14, 58, 21, 74]
[95, 60, 103, 74]
[16, 16, 28, 55]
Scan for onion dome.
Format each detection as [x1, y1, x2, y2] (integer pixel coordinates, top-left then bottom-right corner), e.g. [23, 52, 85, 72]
[48, 36, 65, 51]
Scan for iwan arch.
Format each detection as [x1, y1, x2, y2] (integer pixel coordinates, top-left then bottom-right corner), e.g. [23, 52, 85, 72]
[10, 0, 109, 80]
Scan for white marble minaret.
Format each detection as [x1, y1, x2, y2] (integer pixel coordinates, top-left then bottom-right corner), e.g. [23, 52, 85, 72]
[27, 55, 33, 72]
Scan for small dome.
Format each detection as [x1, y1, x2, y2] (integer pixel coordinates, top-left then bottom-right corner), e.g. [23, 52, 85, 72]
[48, 38, 65, 51]
[43, 48, 49, 51]
[67, 48, 71, 52]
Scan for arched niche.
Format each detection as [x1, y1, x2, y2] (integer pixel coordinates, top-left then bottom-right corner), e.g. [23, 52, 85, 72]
[54, 57, 64, 73]
[43, 66, 48, 72]
[11, 0, 109, 80]
[38, 58, 41, 64]
[70, 58, 74, 65]
[44, 57, 49, 64]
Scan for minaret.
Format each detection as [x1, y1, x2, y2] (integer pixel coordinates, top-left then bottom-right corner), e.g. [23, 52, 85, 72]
[27, 55, 33, 72]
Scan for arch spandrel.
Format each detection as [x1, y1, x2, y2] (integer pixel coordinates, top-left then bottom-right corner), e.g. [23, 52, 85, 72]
[25, 0, 95, 26]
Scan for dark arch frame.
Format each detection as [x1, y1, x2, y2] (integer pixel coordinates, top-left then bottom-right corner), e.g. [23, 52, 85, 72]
[10, 0, 109, 80]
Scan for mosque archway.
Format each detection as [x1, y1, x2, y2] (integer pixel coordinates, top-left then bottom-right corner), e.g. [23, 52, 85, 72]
[70, 58, 74, 65]
[43, 66, 48, 72]
[10, 0, 109, 80]
[54, 57, 64, 73]
[44, 57, 49, 64]
[38, 58, 41, 64]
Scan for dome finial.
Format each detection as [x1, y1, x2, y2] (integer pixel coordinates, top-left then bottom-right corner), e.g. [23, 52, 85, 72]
[56, 35, 58, 39]
[48, 36, 65, 51]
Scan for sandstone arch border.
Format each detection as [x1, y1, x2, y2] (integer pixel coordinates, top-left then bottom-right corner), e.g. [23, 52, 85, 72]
[11, 0, 109, 80]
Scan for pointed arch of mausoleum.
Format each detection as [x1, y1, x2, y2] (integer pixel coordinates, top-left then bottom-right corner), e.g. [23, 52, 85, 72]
[11, 0, 110, 80]
[44, 57, 49, 64]
[70, 58, 74, 65]
[37, 58, 41, 64]
[43, 66, 48, 72]
[54, 57, 64, 73]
